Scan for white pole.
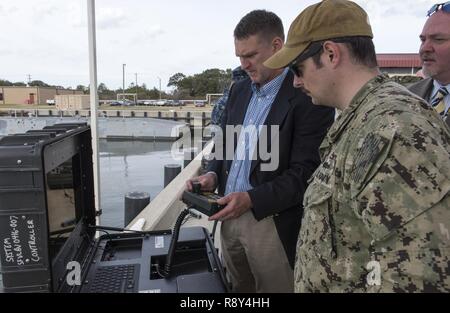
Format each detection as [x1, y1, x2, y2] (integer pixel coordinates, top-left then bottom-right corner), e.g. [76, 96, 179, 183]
[123, 64, 126, 101]
[87, 0, 101, 225]
[157, 77, 162, 100]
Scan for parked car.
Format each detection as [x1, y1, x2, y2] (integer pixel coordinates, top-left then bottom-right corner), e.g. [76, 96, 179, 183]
[121, 100, 135, 106]
[110, 100, 135, 106]
[154, 100, 167, 106]
[137, 100, 154, 106]
[194, 100, 205, 107]
[46, 99, 56, 105]
[166, 100, 181, 106]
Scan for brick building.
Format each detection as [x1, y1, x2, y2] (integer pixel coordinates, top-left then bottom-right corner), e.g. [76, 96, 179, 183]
[377, 53, 422, 76]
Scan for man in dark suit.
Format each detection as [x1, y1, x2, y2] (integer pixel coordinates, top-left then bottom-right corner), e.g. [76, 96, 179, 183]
[186, 10, 334, 292]
[409, 3, 450, 127]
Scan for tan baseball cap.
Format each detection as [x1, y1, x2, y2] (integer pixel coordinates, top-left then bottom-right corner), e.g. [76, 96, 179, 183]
[264, 0, 373, 69]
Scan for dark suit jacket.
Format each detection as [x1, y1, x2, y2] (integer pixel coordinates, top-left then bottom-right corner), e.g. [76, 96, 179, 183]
[409, 77, 434, 102]
[409, 78, 450, 127]
[207, 72, 335, 268]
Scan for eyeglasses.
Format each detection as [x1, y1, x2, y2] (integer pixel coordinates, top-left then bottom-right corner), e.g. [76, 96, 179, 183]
[288, 42, 324, 77]
[427, 1, 450, 17]
[288, 62, 301, 78]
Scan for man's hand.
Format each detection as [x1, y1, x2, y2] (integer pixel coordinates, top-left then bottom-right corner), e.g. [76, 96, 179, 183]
[209, 192, 252, 221]
[185, 172, 217, 192]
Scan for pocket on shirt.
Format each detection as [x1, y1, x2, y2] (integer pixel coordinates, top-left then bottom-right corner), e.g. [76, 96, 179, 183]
[299, 185, 337, 260]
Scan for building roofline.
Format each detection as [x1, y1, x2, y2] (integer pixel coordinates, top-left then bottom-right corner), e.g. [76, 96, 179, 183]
[0, 86, 79, 91]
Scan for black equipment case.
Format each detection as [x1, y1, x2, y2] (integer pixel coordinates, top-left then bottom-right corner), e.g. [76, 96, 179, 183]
[0, 123, 228, 293]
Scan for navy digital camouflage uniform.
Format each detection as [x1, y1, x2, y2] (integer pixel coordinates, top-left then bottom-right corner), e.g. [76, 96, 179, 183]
[296, 75, 450, 292]
[210, 67, 248, 125]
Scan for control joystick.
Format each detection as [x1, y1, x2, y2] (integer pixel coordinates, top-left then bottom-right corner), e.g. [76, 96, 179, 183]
[192, 181, 201, 194]
[182, 181, 224, 216]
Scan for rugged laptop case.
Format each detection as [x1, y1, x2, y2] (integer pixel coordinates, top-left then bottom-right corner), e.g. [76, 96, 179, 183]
[0, 123, 227, 293]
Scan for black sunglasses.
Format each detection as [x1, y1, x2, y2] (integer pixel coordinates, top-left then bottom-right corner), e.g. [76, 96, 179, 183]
[427, 1, 450, 16]
[288, 42, 324, 77]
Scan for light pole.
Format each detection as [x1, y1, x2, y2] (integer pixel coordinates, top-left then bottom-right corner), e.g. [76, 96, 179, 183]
[122, 63, 126, 101]
[157, 76, 162, 100]
[135, 73, 138, 103]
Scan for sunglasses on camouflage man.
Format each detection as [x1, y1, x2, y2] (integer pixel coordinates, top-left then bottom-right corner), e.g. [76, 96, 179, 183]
[288, 38, 351, 77]
[427, 1, 450, 17]
[288, 42, 324, 77]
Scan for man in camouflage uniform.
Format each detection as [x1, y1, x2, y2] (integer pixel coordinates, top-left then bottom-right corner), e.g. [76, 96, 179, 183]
[264, 0, 450, 292]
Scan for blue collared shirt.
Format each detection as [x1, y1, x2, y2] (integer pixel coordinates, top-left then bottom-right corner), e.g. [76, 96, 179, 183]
[225, 68, 288, 195]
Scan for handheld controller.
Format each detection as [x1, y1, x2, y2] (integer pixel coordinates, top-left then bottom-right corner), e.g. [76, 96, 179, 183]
[182, 182, 224, 216]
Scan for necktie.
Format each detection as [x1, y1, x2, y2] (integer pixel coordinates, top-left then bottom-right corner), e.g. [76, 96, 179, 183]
[431, 86, 449, 117]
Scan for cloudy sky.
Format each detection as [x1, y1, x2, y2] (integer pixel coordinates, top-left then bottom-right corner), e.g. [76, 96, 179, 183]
[0, 0, 436, 91]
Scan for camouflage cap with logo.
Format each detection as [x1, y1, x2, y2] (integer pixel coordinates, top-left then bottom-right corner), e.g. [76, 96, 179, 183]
[264, 0, 373, 69]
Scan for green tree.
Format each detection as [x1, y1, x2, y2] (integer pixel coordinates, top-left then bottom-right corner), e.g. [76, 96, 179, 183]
[95, 83, 116, 100]
[171, 68, 232, 97]
[29, 80, 50, 87]
[98, 83, 109, 94]
[147, 87, 161, 99]
[168, 72, 186, 87]
[0, 79, 13, 86]
[13, 82, 26, 86]
[137, 87, 169, 100]
[76, 85, 87, 93]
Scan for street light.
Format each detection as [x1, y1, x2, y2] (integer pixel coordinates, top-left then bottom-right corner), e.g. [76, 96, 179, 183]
[135, 73, 138, 104]
[157, 76, 162, 100]
[122, 63, 126, 101]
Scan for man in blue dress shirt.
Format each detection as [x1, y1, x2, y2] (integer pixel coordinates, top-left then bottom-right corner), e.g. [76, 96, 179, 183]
[186, 10, 334, 292]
